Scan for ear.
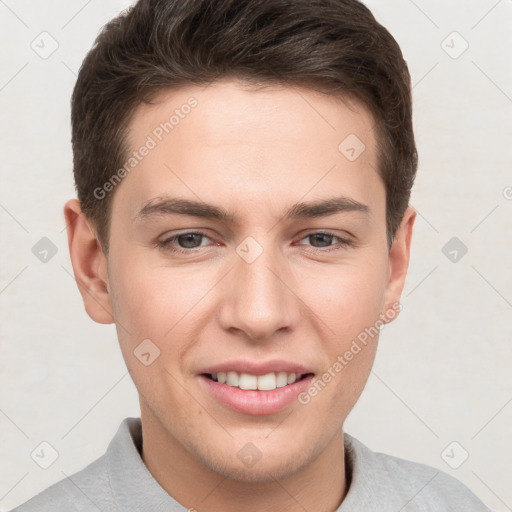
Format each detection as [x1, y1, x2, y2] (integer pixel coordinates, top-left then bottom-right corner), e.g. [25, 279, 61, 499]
[381, 206, 416, 323]
[64, 199, 114, 324]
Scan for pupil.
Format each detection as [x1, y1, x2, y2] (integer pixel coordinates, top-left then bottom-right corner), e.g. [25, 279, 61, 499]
[311, 233, 331, 247]
[179, 233, 202, 248]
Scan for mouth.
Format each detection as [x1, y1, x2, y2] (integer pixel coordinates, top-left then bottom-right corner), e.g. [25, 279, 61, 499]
[198, 369, 315, 415]
[202, 371, 314, 391]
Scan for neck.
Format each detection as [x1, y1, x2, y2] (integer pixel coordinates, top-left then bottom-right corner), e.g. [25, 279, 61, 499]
[139, 408, 347, 512]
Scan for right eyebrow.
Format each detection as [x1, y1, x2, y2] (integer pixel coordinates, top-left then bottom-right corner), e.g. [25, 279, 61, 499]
[135, 197, 236, 223]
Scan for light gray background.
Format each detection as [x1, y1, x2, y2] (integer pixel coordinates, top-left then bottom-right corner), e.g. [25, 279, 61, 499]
[1, 0, 511, 510]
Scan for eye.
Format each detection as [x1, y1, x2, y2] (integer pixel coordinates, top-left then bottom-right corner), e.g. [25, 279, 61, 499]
[157, 230, 354, 255]
[158, 231, 213, 253]
[297, 231, 353, 251]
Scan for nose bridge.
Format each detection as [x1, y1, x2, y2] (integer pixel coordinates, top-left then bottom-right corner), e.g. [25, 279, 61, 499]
[219, 235, 298, 340]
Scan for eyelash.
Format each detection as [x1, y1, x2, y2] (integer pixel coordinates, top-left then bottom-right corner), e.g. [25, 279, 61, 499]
[157, 230, 354, 254]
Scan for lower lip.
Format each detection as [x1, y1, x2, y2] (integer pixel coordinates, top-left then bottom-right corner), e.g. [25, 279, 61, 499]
[199, 374, 314, 415]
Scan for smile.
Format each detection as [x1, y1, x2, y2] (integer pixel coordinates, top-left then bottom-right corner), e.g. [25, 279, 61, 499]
[204, 371, 310, 391]
[199, 373, 315, 415]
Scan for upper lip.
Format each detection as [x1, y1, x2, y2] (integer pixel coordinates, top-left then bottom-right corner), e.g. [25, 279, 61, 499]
[199, 359, 314, 377]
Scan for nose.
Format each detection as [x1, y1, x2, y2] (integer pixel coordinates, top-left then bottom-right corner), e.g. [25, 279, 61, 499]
[217, 240, 300, 342]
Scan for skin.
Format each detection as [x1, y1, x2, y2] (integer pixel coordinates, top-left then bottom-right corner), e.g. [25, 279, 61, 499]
[65, 79, 415, 512]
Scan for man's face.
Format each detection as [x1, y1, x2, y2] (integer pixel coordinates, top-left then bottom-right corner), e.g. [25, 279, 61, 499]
[82, 80, 409, 481]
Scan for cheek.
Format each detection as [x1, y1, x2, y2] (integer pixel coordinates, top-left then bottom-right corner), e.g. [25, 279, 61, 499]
[109, 256, 204, 338]
[300, 257, 388, 341]
[110, 271, 164, 337]
[107, 257, 221, 385]
[299, 266, 384, 425]
[107, 263, 198, 408]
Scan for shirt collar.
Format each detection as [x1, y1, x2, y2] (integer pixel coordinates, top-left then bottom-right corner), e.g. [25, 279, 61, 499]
[107, 417, 184, 511]
[106, 417, 391, 511]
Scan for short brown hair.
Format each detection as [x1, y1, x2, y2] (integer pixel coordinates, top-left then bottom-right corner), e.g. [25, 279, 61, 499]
[72, 0, 417, 252]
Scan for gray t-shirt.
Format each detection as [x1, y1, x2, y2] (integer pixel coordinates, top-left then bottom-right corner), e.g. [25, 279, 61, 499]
[11, 417, 491, 511]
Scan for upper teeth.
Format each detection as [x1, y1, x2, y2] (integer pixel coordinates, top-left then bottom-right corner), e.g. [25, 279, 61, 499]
[211, 371, 299, 390]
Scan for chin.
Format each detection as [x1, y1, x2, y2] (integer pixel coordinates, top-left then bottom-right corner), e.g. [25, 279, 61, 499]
[196, 443, 313, 483]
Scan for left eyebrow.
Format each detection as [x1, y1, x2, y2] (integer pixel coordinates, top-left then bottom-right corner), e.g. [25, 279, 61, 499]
[282, 196, 370, 220]
[134, 195, 370, 224]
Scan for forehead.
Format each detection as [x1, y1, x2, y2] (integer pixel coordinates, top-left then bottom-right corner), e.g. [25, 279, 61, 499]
[128, 78, 377, 151]
[114, 79, 382, 223]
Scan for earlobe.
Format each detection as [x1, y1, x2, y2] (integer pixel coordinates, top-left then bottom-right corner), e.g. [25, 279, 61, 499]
[64, 199, 114, 324]
[382, 206, 416, 324]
